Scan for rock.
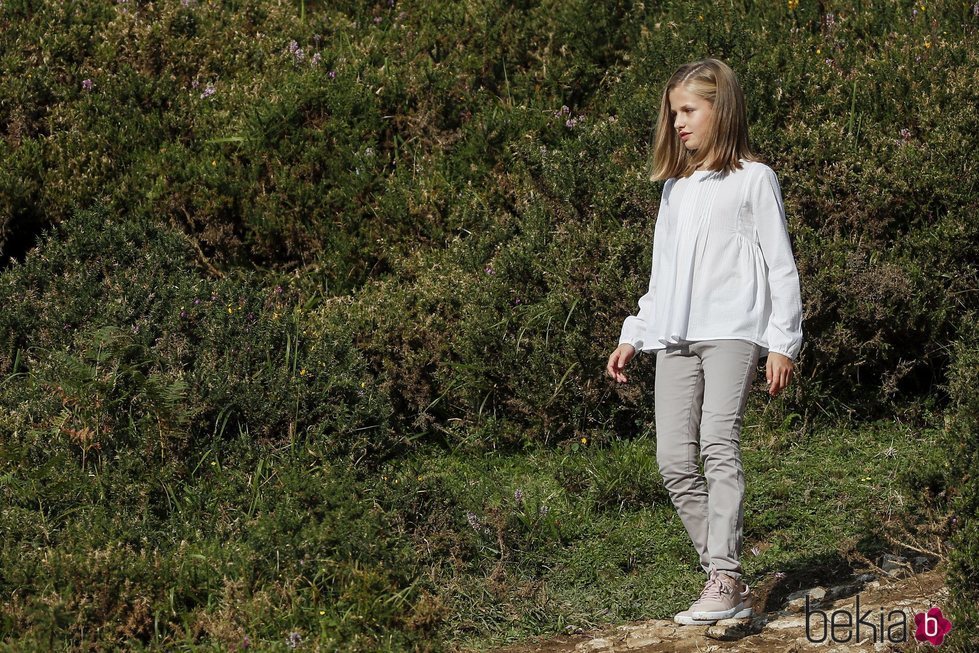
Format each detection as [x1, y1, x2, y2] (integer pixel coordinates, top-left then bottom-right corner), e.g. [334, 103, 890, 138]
[621, 631, 663, 649]
[705, 617, 757, 641]
[625, 621, 679, 639]
[785, 586, 827, 612]
[786, 586, 826, 602]
[574, 637, 613, 652]
[826, 582, 863, 600]
[913, 555, 932, 571]
[765, 615, 806, 631]
[880, 554, 911, 578]
[615, 621, 676, 648]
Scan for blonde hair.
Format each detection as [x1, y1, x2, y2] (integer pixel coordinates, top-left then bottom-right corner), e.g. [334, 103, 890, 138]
[649, 58, 758, 181]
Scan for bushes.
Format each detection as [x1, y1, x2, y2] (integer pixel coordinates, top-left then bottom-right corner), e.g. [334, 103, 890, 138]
[0, 206, 396, 467]
[937, 317, 979, 651]
[5, 0, 977, 420]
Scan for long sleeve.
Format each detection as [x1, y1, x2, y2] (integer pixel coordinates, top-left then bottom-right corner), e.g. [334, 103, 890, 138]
[619, 182, 672, 351]
[753, 167, 803, 360]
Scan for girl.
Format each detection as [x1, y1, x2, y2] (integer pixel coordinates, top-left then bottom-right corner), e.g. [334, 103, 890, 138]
[605, 59, 803, 625]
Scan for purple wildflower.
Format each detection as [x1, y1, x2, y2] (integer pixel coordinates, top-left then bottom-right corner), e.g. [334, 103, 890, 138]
[81, 79, 94, 91]
[824, 12, 835, 28]
[373, 15, 383, 24]
[242, 635, 251, 649]
[311, 52, 321, 66]
[286, 631, 302, 648]
[287, 40, 306, 63]
[191, 79, 199, 89]
[900, 128, 912, 141]
[514, 488, 524, 503]
[484, 265, 494, 275]
[275, 285, 283, 294]
[539, 505, 549, 516]
[328, 70, 336, 79]
[466, 511, 480, 532]
[200, 82, 216, 99]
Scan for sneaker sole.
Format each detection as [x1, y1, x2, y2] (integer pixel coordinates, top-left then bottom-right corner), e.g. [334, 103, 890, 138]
[690, 604, 753, 621]
[673, 613, 718, 625]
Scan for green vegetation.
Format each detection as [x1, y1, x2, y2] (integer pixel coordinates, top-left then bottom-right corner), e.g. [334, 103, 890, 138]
[1, 0, 977, 650]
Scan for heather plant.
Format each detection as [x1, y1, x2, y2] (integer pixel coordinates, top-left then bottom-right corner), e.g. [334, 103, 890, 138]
[919, 316, 979, 651]
[0, 206, 396, 466]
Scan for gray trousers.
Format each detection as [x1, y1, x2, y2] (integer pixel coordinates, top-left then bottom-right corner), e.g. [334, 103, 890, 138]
[654, 339, 760, 581]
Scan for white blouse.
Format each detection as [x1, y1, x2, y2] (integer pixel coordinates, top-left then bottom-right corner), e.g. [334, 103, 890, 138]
[618, 160, 803, 359]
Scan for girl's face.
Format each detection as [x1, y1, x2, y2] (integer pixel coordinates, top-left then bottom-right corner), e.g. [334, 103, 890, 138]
[668, 85, 714, 152]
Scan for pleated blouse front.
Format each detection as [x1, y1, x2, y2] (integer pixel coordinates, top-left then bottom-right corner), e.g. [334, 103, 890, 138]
[618, 160, 803, 360]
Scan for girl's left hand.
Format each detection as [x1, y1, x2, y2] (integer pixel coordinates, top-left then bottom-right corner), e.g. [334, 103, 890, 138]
[766, 353, 794, 396]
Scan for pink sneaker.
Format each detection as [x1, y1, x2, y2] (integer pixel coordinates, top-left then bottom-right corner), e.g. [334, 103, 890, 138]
[686, 570, 753, 622]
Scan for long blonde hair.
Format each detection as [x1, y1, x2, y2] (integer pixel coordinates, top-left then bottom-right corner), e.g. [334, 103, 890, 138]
[649, 59, 758, 180]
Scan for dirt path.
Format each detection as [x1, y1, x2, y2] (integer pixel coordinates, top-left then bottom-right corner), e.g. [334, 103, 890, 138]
[488, 564, 949, 652]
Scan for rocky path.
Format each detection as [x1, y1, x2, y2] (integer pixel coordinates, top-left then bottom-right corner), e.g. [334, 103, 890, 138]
[489, 559, 948, 653]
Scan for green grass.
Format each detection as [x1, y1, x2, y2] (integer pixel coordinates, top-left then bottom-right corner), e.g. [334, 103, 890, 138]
[362, 416, 941, 651]
[0, 372, 949, 651]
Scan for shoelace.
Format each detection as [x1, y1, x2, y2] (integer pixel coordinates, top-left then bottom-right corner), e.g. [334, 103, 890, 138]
[698, 571, 735, 602]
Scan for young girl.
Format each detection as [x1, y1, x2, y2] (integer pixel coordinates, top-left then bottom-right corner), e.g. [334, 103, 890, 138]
[605, 58, 803, 625]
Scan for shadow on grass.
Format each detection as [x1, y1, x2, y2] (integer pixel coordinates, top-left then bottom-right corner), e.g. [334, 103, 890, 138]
[748, 531, 902, 613]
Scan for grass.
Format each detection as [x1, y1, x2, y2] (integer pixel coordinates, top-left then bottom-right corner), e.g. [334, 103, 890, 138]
[406, 415, 942, 651]
[0, 361, 943, 651]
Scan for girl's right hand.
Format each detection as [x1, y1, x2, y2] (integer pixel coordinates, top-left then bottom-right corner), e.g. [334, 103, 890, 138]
[606, 343, 637, 383]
